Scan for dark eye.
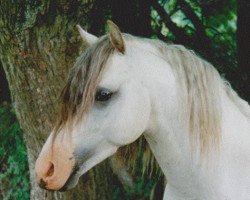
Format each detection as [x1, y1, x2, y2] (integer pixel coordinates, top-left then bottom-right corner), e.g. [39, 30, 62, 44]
[95, 89, 113, 101]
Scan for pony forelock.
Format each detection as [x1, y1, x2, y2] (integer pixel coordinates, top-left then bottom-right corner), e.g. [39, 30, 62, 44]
[55, 35, 114, 133]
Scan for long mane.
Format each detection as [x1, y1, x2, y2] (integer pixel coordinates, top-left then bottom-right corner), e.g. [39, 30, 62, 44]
[157, 41, 223, 155]
[150, 40, 250, 154]
[120, 36, 250, 173]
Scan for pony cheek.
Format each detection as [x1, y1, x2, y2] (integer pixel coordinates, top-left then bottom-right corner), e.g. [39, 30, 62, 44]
[108, 102, 150, 146]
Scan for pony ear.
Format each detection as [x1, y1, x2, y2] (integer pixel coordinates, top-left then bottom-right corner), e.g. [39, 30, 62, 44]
[76, 25, 98, 46]
[107, 20, 125, 54]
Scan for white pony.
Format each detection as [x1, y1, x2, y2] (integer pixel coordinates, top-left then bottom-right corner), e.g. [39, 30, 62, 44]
[35, 21, 250, 200]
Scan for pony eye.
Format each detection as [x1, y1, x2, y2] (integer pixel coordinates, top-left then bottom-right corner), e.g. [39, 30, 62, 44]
[95, 89, 113, 101]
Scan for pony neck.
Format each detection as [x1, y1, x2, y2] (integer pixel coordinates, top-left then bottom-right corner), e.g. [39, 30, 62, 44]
[132, 48, 250, 199]
[143, 79, 250, 199]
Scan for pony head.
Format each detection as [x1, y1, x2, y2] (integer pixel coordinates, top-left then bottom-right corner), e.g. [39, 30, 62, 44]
[35, 21, 152, 191]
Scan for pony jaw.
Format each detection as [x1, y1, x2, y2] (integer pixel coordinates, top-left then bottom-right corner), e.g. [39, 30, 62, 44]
[59, 144, 118, 191]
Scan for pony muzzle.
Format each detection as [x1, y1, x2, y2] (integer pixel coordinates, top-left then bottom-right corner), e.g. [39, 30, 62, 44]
[35, 136, 76, 191]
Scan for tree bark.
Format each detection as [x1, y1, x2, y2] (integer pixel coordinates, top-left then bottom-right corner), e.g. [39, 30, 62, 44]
[0, 0, 114, 199]
[237, 0, 250, 101]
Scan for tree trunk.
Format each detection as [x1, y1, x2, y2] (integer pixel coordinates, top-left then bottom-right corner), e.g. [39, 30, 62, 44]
[0, 1, 114, 199]
[237, 0, 250, 101]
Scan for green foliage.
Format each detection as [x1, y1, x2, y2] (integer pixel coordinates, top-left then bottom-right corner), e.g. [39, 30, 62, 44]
[0, 103, 30, 200]
[204, 0, 237, 71]
[111, 145, 164, 200]
[112, 177, 159, 200]
[121, 175, 162, 200]
[154, 0, 237, 76]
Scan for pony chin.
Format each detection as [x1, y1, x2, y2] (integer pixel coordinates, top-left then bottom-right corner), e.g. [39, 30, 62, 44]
[59, 173, 80, 191]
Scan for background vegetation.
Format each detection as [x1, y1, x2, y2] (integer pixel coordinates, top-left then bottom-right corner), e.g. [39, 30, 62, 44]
[0, 0, 249, 199]
[0, 104, 29, 199]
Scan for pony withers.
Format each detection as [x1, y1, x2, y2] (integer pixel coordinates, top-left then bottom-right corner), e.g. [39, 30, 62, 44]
[35, 21, 250, 200]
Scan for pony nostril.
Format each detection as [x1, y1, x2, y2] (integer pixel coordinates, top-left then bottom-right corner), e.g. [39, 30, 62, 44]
[46, 162, 54, 177]
[39, 178, 47, 189]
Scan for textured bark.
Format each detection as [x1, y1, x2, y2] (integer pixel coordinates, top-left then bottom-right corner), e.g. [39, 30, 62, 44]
[237, 0, 250, 101]
[0, 0, 114, 199]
